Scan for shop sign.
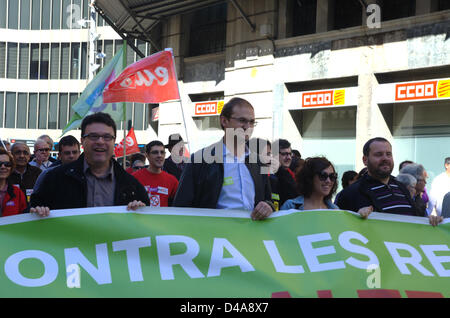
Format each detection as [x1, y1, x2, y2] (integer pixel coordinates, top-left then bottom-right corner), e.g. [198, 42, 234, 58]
[394, 79, 450, 102]
[194, 101, 224, 116]
[302, 89, 346, 108]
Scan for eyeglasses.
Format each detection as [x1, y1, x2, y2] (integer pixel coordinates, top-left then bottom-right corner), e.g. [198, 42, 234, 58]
[61, 150, 80, 156]
[317, 172, 338, 182]
[82, 133, 115, 142]
[150, 150, 165, 155]
[280, 152, 292, 157]
[13, 150, 30, 156]
[230, 117, 258, 127]
[0, 161, 12, 168]
[37, 148, 50, 152]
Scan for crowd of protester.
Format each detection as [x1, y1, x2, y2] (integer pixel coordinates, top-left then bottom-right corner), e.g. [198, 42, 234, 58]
[0, 97, 448, 227]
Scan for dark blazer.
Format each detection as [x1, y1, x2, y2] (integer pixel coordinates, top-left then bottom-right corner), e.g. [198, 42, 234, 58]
[173, 141, 275, 210]
[336, 174, 419, 216]
[30, 154, 150, 210]
[8, 164, 42, 201]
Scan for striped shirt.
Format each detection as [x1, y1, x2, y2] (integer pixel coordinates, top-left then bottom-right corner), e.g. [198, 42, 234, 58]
[367, 176, 416, 216]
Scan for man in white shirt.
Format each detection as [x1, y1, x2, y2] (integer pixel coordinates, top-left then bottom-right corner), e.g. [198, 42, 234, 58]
[427, 157, 450, 216]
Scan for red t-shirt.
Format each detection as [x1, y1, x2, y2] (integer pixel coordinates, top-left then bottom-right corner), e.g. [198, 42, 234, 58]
[132, 169, 178, 207]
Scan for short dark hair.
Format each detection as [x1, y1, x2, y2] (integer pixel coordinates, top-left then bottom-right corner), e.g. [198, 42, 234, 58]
[273, 139, 291, 152]
[219, 97, 254, 129]
[445, 157, 450, 165]
[81, 112, 117, 137]
[363, 137, 390, 156]
[296, 157, 338, 201]
[399, 160, 414, 171]
[145, 140, 165, 154]
[292, 150, 301, 158]
[58, 135, 80, 153]
[341, 170, 358, 188]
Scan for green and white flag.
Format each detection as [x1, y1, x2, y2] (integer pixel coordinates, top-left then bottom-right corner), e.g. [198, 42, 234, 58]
[62, 46, 126, 135]
[0, 207, 448, 298]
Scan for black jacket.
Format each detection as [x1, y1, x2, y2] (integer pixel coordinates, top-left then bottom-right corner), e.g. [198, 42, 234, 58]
[336, 174, 419, 216]
[163, 156, 183, 180]
[273, 167, 299, 207]
[30, 154, 150, 210]
[8, 164, 42, 202]
[173, 141, 275, 210]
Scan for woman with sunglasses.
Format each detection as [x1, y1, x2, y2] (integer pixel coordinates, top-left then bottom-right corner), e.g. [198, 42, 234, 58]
[281, 157, 339, 210]
[0, 148, 28, 217]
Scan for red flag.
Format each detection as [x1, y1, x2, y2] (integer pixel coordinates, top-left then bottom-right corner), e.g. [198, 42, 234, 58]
[114, 127, 140, 158]
[103, 50, 180, 104]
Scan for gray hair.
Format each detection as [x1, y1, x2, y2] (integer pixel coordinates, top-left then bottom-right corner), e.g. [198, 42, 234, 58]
[400, 163, 425, 181]
[396, 173, 417, 188]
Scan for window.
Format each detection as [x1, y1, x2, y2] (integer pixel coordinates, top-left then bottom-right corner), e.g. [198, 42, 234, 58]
[38, 93, 48, 129]
[126, 42, 134, 66]
[333, 0, 362, 29]
[0, 42, 6, 78]
[62, 0, 70, 29]
[30, 43, 39, 79]
[7, 43, 18, 79]
[19, 43, 29, 79]
[59, 93, 69, 129]
[188, 2, 227, 56]
[48, 93, 58, 129]
[380, 0, 415, 21]
[52, 0, 61, 29]
[40, 43, 49, 79]
[69, 93, 77, 118]
[5, 92, 16, 128]
[134, 103, 144, 130]
[31, 0, 40, 29]
[50, 43, 59, 79]
[104, 40, 113, 65]
[42, 0, 51, 29]
[81, 42, 87, 79]
[0, 92, 4, 127]
[0, 0, 6, 28]
[60, 43, 70, 79]
[71, 43, 80, 79]
[293, 0, 317, 36]
[136, 40, 146, 60]
[20, 0, 31, 29]
[8, 0, 19, 29]
[439, 0, 450, 10]
[29, 93, 37, 128]
[17, 93, 27, 128]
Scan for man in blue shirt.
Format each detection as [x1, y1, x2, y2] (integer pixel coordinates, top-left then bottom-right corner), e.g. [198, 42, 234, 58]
[173, 97, 274, 220]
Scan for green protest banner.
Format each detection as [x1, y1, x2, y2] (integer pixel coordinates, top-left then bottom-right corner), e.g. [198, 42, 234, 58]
[0, 207, 448, 298]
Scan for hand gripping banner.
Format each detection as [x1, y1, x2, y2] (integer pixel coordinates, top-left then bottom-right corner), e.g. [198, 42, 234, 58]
[102, 50, 180, 104]
[0, 208, 448, 297]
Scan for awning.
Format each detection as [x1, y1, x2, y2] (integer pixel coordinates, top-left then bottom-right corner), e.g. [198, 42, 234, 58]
[93, 0, 227, 56]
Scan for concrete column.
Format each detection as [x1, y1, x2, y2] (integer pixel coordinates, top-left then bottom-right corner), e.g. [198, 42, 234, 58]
[355, 46, 392, 171]
[316, 0, 334, 33]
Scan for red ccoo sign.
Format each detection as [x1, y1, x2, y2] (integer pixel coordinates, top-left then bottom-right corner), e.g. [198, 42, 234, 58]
[195, 102, 218, 115]
[395, 80, 437, 101]
[302, 90, 334, 107]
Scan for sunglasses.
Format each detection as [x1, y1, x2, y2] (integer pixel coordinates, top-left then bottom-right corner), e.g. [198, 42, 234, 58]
[0, 161, 12, 168]
[317, 172, 338, 182]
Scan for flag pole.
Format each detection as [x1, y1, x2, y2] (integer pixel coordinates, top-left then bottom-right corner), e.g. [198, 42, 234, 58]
[166, 48, 190, 154]
[122, 40, 127, 168]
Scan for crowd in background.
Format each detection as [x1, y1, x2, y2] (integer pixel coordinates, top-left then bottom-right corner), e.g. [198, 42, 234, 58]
[0, 99, 448, 227]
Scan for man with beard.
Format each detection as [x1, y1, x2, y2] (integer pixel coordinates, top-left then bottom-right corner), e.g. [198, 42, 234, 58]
[336, 137, 442, 226]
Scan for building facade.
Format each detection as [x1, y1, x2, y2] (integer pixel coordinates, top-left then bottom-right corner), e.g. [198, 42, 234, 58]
[1, 0, 450, 186]
[0, 0, 158, 150]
